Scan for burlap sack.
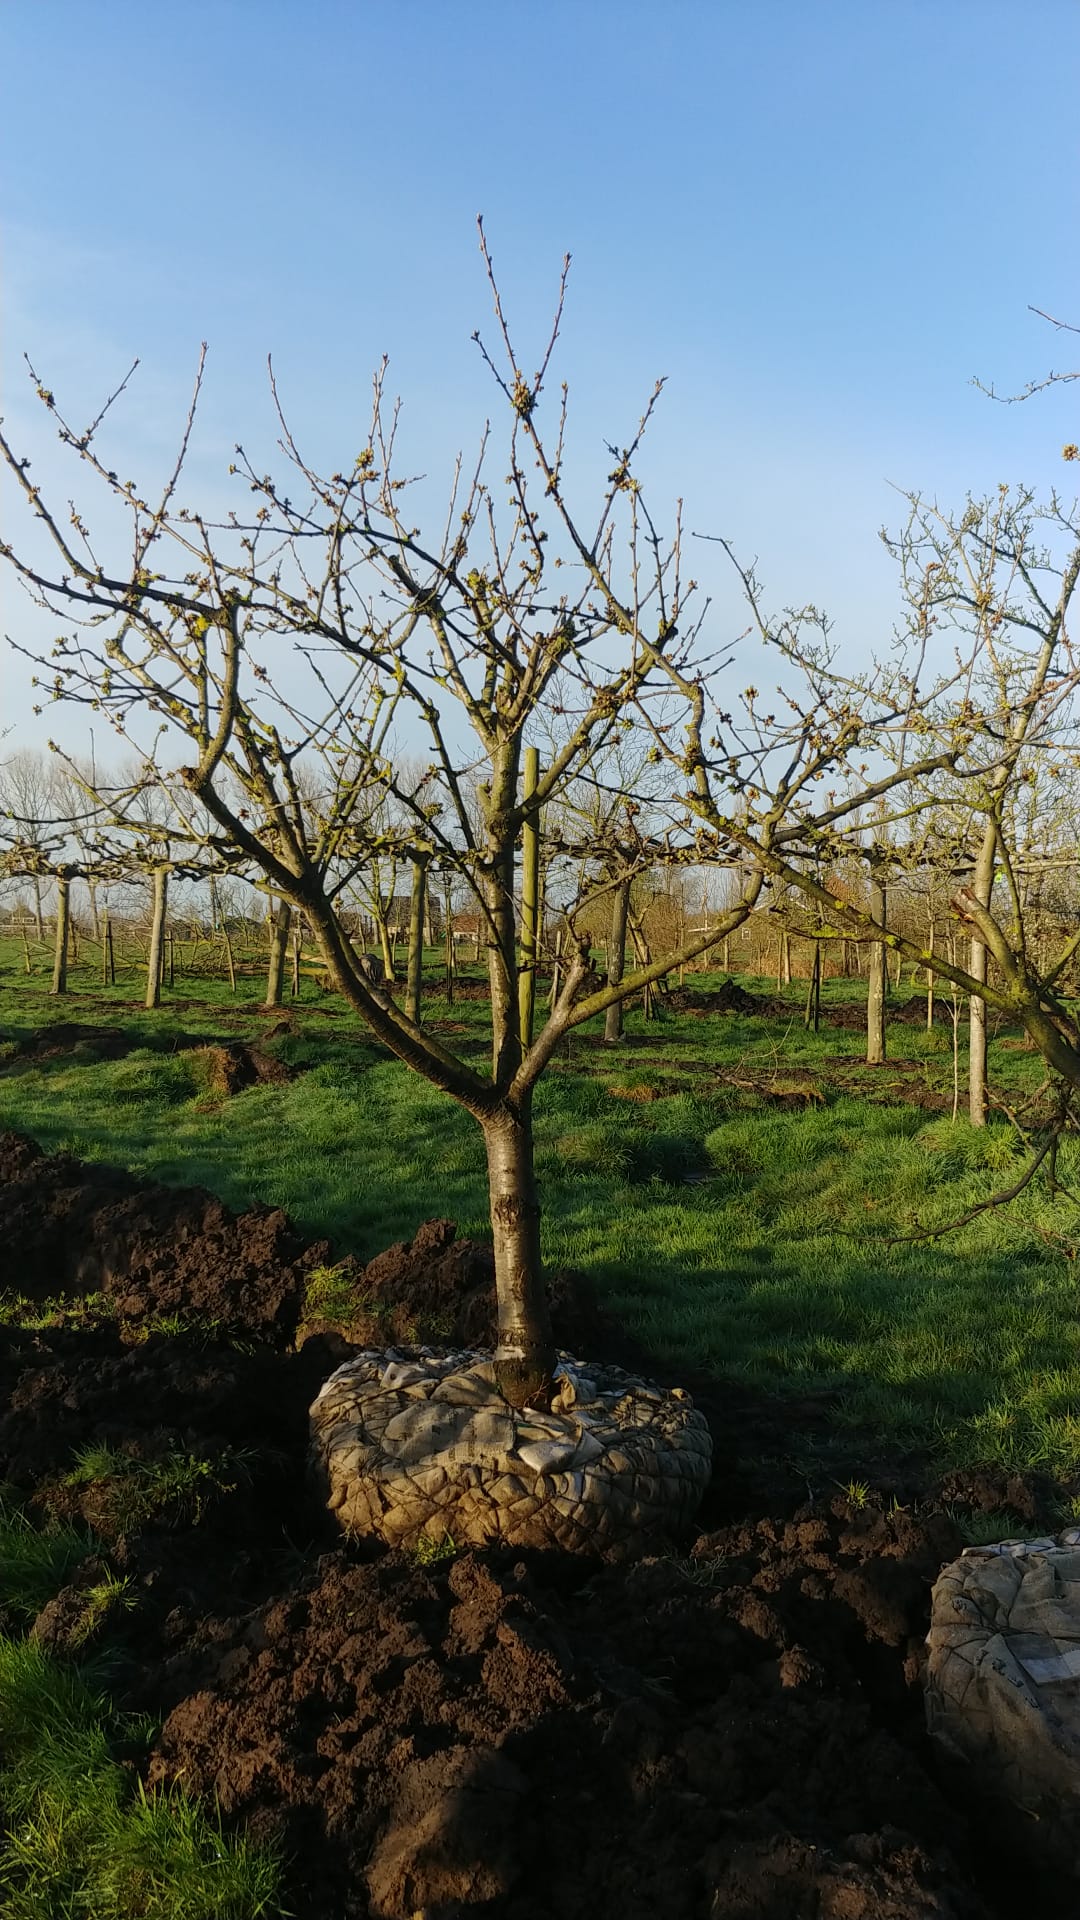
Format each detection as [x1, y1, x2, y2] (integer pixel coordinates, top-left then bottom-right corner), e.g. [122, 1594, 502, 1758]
[926, 1528, 1080, 1866]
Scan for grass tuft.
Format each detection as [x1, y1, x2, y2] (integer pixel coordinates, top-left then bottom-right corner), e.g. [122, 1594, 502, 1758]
[0, 1498, 95, 1620]
[0, 1637, 284, 1919]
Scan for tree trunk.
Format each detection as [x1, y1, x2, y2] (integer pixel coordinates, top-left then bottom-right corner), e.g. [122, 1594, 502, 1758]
[926, 912, 936, 1032]
[375, 913, 395, 983]
[604, 878, 631, 1045]
[483, 1097, 555, 1409]
[145, 868, 168, 1009]
[406, 858, 427, 1026]
[265, 899, 292, 1008]
[222, 923, 236, 993]
[33, 875, 44, 944]
[866, 878, 887, 1064]
[51, 873, 70, 995]
[86, 879, 101, 940]
[804, 942, 821, 1032]
[518, 746, 540, 1050]
[548, 926, 563, 1009]
[969, 938, 988, 1126]
[485, 745, 522, 1087]
[968, 846, 995, 1128]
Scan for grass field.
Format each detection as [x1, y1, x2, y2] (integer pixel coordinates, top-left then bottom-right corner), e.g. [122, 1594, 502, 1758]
[2, 936, 1078, 1489]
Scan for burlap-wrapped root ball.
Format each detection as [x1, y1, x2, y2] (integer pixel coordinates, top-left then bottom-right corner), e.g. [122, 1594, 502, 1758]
[925, 1528, 1080, 1872]
[309, 1347, 712, 1555]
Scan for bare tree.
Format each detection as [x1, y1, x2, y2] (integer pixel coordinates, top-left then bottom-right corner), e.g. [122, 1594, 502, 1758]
[691, 493, 1080, 1118]
[0, 749, 59, 941]
[0, 237, 1012, 1404]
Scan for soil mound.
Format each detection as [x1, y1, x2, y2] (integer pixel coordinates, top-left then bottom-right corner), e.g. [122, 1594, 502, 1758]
[667, 980, 779, 1015]
[0, 1133, 599, 1359]
[147, 1506, 988, 1920]
[192, 1040, 291, 1097]
[336, 1217, 600, 1357]
[1, 1021, 219, 1065]
[4, 1020, 137, 1062]
[0, 1130, 326, 1338]
[0, 1127, 1067, 1915]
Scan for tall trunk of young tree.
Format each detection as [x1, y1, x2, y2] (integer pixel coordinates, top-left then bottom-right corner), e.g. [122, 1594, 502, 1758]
[32, 875, 45, 945]
[86, 879, 101, 941]
[406, 858, 427, 1026]
[866, 876, 887, 1064]
[968, 839, 995, 1127]
[804, 941, 821, 1031]
[265, 899, 292, 1008]
[479, 739, 556, 1406]
[51, 872, 70, 996]
[482, 1093, 554, 1410]
[926, 910, 936, 1032]
[145, 867, 168, 1010]
[486, 745, 521, 1088]
[375, 911, 395, 983]
[778, 929, 791, 987]
[518, 747, 540, 1050]
[604, 877, 631, 1045]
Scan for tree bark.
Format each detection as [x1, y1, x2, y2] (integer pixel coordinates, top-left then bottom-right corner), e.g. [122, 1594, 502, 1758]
[968, 845, 995, 1127]
[265, 899, 292, 1008]
[145, 867, 168, 1010]
[406, 857, 427, 1026]
[32, 875, 44, 944]
[222, 923, 236, 993]
[804, 941, 821, 1032]
[486, 742, 522, 1087]
[969, 937, 988, 1126]
[866, 877, 887, 1064]
[376, 912, 395, 983]
[483, 1096, 555, 1408]
[51, 872, 70, 995]
[604, 878, 631, 1045]
[518, 746, 540, 1050]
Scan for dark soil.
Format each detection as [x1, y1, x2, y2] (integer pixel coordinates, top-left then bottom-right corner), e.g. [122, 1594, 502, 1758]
[1, 1017, 295, 1098]
[666, 980, 783, 1016]
[1, 1019, 212, 1064]
[0, 1127, 1068, 1918]
[0, 1129, 329, 1338]
[192, 1040, 293, 1097]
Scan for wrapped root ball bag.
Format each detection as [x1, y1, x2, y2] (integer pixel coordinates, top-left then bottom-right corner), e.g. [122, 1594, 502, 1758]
[926, 1528, 1080, 1867]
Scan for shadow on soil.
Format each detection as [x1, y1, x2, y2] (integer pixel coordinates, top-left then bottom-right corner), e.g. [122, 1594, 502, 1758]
[0, 1127, 1072, 1918]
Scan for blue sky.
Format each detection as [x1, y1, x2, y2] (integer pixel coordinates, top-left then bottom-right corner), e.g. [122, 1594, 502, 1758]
[2, 0, 1079, 751]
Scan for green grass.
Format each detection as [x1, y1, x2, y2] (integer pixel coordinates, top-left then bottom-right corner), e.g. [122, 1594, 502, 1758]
[0, 1488, 282, 1919]
[0, 1498, 95, 1621]
[59, 1443, 260, 1533]
[0, 1638, 284, 1919]
[2, 941, 1078, 1479]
